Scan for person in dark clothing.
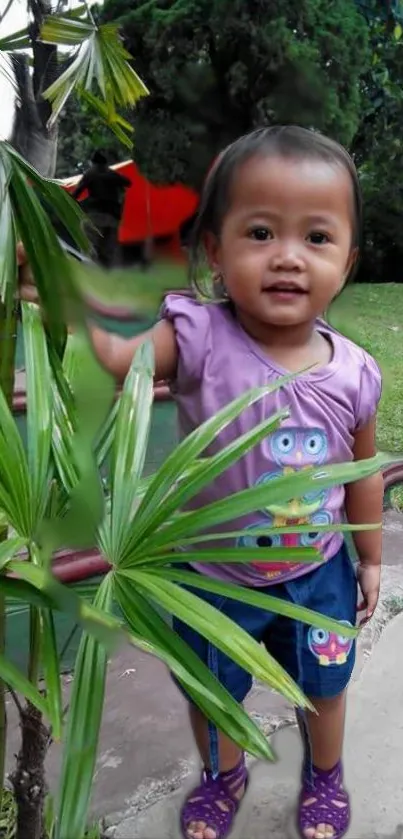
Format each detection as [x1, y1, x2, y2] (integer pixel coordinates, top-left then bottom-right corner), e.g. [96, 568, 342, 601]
[73, 151, 131, 267]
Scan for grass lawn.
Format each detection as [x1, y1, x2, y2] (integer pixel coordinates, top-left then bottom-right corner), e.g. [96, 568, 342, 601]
[329, 283, 403, 454]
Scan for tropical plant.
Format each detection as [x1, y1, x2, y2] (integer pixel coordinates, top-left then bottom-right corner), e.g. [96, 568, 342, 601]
[0, 14, 151, 831]
[0, 0, 147, 176]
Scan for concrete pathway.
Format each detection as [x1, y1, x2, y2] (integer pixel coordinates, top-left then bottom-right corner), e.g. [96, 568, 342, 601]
[105, 610, 403, 839]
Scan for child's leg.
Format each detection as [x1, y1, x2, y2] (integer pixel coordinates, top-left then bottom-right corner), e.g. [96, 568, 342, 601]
[298, 691, 348, 839]
[292, 546, 356, 839]
[185, 705, 246, 839]
[305, 690, 346, 771]
[172, 571, 276, 839]
[269, 545, 357, 839]
[189, 704, 244, 773]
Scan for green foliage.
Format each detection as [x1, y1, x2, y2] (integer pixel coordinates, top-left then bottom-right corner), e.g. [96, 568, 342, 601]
[0, 1, 148, 160]
[351, 2, 403, 282]
[56, 96, 128, 178]
[100, 0, 368, 188]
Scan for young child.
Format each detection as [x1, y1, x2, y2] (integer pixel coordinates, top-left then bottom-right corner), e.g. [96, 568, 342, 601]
[19, 125, 383, 839]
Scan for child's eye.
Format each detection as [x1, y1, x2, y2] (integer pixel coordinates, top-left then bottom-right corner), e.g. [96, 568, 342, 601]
[307, 231, 330, 245]
[248, 227, 272, 241]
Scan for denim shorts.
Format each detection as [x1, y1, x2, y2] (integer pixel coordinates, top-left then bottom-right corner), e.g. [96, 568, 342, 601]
[173, 542, 358, 702]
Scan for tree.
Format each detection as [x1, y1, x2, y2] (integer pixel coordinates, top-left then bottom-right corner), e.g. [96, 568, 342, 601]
[0, 0, 148, 177]
[56, 96, 128, 178]
[350, 0, 403, 282]
[101, 0, 369, 189]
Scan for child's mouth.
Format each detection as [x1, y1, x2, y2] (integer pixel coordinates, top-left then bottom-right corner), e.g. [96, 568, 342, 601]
[264, 283, 308, 299]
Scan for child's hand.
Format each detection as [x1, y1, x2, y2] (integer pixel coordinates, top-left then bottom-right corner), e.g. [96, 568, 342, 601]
[17, 243, 39, 305]
[356, 562, 381, 625]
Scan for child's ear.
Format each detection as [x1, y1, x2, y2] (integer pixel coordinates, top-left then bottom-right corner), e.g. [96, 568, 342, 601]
[204, 232, 222, 274]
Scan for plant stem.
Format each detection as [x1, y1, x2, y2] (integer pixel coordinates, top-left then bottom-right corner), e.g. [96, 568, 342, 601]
[28, 606, 42, 686]
[12, 605, 48, 839]
[11, 701, 49, 839]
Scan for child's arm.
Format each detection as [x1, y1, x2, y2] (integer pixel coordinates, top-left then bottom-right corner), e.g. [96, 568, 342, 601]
[17, 244, 178, 383]
[344, 417, 383, 622]
[89, 319, 178, 383]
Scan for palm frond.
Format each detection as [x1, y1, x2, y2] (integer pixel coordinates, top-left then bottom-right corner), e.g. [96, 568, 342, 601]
[54, 576, 113, 839]
[0, 29, 31, 52]
[40, 14, 148, 126]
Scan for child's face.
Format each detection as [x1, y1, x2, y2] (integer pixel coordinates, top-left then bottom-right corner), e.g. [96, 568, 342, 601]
[206, 154, 356, 329]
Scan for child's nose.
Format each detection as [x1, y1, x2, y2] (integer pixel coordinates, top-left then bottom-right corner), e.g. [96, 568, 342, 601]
[270, 242, 304, 271]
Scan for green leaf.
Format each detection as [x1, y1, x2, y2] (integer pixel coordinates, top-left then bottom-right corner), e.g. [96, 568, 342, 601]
[76, 88, 134, 149]
[40, 610, 63, 741]
[54, 576, 112, 839]
[41, 15, 148, 125]
[95, 401, 118, 469]
[132, 378, 295, 541]
[0, 160, 17, 300]
[0, 383, 31, 537]
[162, 521, 380, 551]
[7, 561, 120, 649]
[394, 22, 402, 39]
[153, 567, 358, 639]
[97, 23, 149, 106]
[133, 546, 320, 565]
[136, 452, 390, 555]
[8, 147, 89, 257]
[4, 146, 75, 354]
[114, 577, 274, 760]
[119, 569, 311, 710]
[40, 14, 96, 47]
[0, 652, 49, 717]
[108, 341, 154, 563]
[0, 578, 54, 609]
[22, 303, 53, 525]
[44, 329, 114, 553]
[121, 406, 288, 564]
[0, 29, 31, 51]
[50, 339, 79, 491]
[0, 537, 28, 571]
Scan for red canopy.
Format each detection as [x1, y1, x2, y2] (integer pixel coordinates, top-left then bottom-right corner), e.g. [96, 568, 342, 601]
[60, 160, 199, 245]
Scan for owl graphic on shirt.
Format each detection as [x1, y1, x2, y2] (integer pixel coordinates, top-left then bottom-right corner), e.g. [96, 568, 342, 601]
[237, 427, 333, 578]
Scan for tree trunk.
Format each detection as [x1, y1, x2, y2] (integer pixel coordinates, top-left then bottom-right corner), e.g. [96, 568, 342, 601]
[10, 52, 58, 178]
[11, 702, 50, 839]
[10, 0, 60, 177]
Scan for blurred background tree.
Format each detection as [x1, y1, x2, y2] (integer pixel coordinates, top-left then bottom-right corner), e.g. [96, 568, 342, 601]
[99, 0, 368, 189]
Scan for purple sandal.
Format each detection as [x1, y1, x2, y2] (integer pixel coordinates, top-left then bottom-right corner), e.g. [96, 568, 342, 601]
[180, 754, 248, 839]
[298, 761, 350, 838]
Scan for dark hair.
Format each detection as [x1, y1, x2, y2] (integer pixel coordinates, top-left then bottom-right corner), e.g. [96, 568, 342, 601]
[189, 125, 362, 296]
[92, 150, 108, 166]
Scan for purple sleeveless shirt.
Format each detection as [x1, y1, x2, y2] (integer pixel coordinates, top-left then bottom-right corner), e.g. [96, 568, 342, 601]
[162, 294, 382, 588]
